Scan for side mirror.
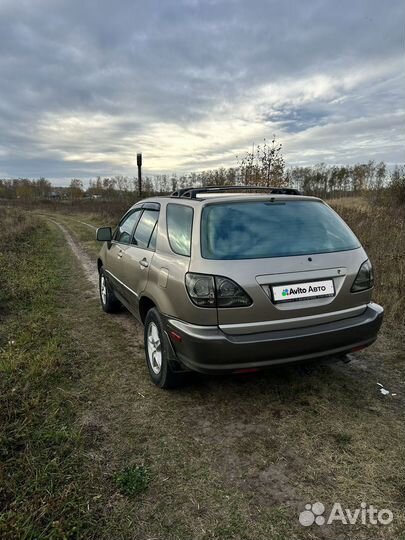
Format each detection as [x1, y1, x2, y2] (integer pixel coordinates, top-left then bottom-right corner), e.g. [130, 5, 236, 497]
[96, 227, 112, 242]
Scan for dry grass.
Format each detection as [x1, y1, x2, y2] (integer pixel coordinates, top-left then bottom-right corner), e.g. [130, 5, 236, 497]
[330, 199, 405, 331]
[1, 198, 404, 539]
[4, 196, 138, 224]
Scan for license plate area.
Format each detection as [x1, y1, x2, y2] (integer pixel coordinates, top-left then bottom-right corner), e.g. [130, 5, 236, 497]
[271, 279, 335, 303]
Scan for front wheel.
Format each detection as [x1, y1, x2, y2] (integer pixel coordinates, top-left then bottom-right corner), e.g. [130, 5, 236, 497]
[144, 308, 183, 389]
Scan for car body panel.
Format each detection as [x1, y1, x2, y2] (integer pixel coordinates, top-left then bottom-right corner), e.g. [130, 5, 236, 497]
[104, 242, 132, 300]
[121, 245, 153, 300]
[164, 303, 383, 373]
[143, 201, 217, 325]
[189, 248, 372, 332]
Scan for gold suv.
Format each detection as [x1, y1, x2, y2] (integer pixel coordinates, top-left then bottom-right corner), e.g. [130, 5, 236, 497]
[96, 186, 383, 388]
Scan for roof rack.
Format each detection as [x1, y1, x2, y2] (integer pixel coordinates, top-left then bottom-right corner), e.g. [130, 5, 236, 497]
[170, 185, 302, 199]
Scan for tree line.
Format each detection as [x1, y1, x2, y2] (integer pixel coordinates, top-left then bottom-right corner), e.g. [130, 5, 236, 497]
[1, 138, 404, 203]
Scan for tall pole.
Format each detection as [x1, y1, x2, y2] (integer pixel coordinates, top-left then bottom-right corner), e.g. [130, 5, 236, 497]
[137, 153, 142, 197]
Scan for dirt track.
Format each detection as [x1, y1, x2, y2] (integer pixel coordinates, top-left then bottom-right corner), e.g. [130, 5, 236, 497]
[48, 218, 99, 290]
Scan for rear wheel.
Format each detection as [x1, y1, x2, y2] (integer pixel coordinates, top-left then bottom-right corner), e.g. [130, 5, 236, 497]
[99, 268, 120, 313]
[144, 308, 183, 389]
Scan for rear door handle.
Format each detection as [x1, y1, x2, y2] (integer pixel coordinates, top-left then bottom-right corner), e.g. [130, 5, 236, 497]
[139, 258, 149, 269]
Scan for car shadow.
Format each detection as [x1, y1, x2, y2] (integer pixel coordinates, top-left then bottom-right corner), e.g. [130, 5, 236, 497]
[177, 355, 375, 416]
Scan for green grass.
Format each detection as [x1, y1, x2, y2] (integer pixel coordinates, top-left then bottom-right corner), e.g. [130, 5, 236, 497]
[0, 209, 104, 539]
[116, 465, 150, 497]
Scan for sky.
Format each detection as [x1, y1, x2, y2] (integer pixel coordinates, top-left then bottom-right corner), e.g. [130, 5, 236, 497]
[0, 0, 404, 186]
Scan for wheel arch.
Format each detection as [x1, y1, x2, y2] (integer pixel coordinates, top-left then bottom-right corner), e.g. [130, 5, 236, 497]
[139, 295, 157, 324]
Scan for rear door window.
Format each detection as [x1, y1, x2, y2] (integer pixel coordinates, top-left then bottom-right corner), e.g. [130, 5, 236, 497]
[133, 209, 159, 249]
[201, 200, 360, 260]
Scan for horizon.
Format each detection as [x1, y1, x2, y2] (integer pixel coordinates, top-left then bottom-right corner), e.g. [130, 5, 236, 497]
[1, 159, 403, 190]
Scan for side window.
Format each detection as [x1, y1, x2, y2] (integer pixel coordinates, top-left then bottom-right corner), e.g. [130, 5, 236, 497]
[114, 209, 142, 244]
[167, 204, 193, 256]
[133, 209, 159, 249]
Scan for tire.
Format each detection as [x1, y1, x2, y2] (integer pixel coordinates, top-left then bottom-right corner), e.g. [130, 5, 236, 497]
[144, 308, 183, 389]
[99, 268, 121, 313]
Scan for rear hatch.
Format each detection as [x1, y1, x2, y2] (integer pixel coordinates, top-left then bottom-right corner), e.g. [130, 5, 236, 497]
[196, 197, 371, 335]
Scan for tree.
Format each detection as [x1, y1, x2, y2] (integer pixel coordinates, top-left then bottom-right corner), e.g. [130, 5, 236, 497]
[374, 161, 387, 190]
[351, 164, 368, 192]
[114, 175, 130, 193]
[69, 179, 83, 200]
[170, 174, 178, 193]
[389, 165, 405, 206]
[16, 179, 35, 200]
[238, 136, 286, 187]
[36, 177, 51, 198]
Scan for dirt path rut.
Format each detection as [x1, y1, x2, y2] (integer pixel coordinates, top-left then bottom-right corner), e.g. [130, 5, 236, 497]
[48, 218, 99, 291]
[46, 217, 140, 334]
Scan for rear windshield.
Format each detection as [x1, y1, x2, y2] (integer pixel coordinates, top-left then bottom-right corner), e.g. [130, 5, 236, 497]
[201, 200, 360, 260]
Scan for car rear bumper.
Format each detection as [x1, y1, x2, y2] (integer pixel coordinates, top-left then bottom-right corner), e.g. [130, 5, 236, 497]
[164, 302, 384, 373]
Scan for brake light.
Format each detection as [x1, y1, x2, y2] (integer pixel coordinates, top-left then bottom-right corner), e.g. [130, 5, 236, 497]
[185, 273, 252, 308]
[351, 260, 374, 292]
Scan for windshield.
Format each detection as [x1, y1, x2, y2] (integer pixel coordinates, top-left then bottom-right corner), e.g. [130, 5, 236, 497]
[201, 200, 360, 260]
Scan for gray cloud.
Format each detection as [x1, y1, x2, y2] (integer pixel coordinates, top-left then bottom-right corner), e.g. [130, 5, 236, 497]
[0, 0, 404, 183]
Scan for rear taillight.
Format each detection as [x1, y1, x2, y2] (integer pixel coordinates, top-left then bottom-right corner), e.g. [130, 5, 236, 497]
[185, 274, 216, 307]
[185, 273, 252, 308]
[351, 260, 374, 292]
[215, 276, 252, 307]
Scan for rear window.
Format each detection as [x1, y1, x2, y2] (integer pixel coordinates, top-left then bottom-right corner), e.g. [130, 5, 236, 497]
[201, 200, 360, 260]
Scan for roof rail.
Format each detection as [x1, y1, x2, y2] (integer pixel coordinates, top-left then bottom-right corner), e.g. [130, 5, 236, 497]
[170, 185, 302, 199]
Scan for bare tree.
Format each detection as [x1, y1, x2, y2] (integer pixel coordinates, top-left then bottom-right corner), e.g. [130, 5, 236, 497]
[69, 178, 83, 200]
[238, 136, 285, 187]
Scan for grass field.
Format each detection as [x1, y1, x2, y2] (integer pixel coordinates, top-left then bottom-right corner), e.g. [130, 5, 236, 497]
[0, 198, 404, 539]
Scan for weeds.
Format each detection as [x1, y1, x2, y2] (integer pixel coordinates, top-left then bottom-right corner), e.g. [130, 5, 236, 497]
[116, 465, 150, 497]
[330, 201, 405, 331]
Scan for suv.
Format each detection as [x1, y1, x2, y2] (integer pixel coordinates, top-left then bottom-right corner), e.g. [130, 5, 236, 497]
[96, 186, 383, 388]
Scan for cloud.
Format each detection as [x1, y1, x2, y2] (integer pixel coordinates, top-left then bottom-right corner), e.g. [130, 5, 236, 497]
[0, 0, 403, 183]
